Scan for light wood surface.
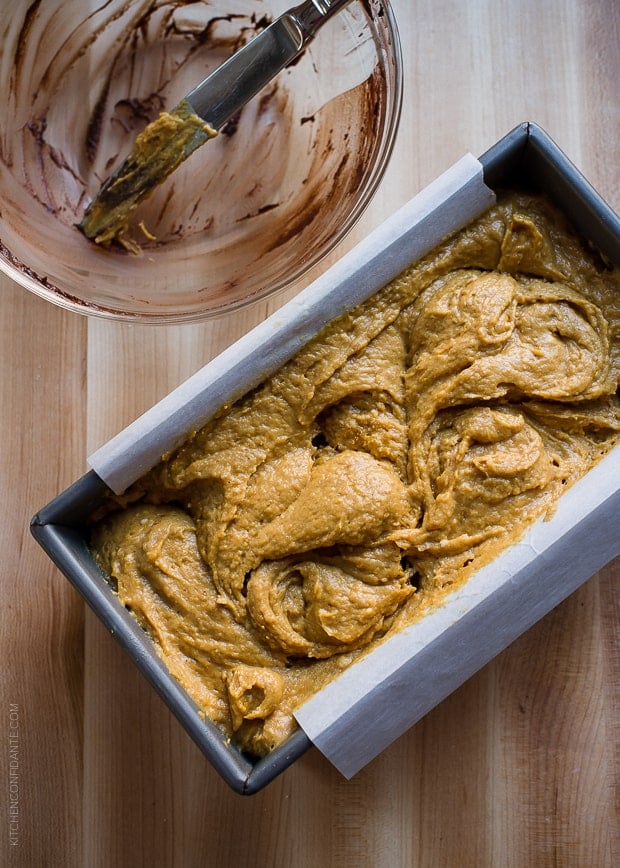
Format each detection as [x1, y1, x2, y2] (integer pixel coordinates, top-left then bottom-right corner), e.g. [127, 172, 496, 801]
[1, 1, 618, 865]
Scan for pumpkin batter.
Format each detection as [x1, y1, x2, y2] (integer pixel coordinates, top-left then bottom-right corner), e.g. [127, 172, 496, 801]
[79, 100, 216, 250]
[91, 193, 620, 756]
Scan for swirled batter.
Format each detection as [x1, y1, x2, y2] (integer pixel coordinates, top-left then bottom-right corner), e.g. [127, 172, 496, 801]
[91, 193, 620, 755]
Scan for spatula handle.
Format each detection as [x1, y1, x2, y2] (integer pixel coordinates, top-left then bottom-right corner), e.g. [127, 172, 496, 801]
[291, 0, 355, 39]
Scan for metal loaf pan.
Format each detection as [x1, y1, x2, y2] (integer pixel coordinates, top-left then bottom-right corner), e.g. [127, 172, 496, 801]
[31, 123, 620, 793]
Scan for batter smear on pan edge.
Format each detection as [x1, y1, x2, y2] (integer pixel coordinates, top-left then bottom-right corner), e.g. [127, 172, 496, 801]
[91, 193, 620, 756]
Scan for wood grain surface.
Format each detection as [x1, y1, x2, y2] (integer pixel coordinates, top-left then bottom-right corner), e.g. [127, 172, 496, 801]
[1, 1, 618, 865]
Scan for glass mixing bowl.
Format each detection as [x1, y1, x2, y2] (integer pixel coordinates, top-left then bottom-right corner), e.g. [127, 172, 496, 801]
[0, 0, 402, 322]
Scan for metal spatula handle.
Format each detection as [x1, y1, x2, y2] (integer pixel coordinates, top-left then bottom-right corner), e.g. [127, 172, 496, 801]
[186, 0, 354, 130]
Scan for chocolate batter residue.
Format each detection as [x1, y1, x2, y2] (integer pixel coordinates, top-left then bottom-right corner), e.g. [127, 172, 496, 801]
[1, 1, 395, 315]
[91, 194, 620, 755]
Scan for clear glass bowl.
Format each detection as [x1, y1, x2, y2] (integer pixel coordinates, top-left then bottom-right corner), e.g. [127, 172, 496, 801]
[0, 1, 402, 322]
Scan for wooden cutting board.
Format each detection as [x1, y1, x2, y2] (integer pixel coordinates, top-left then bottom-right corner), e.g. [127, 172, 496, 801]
[1, 1, 618, 865]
